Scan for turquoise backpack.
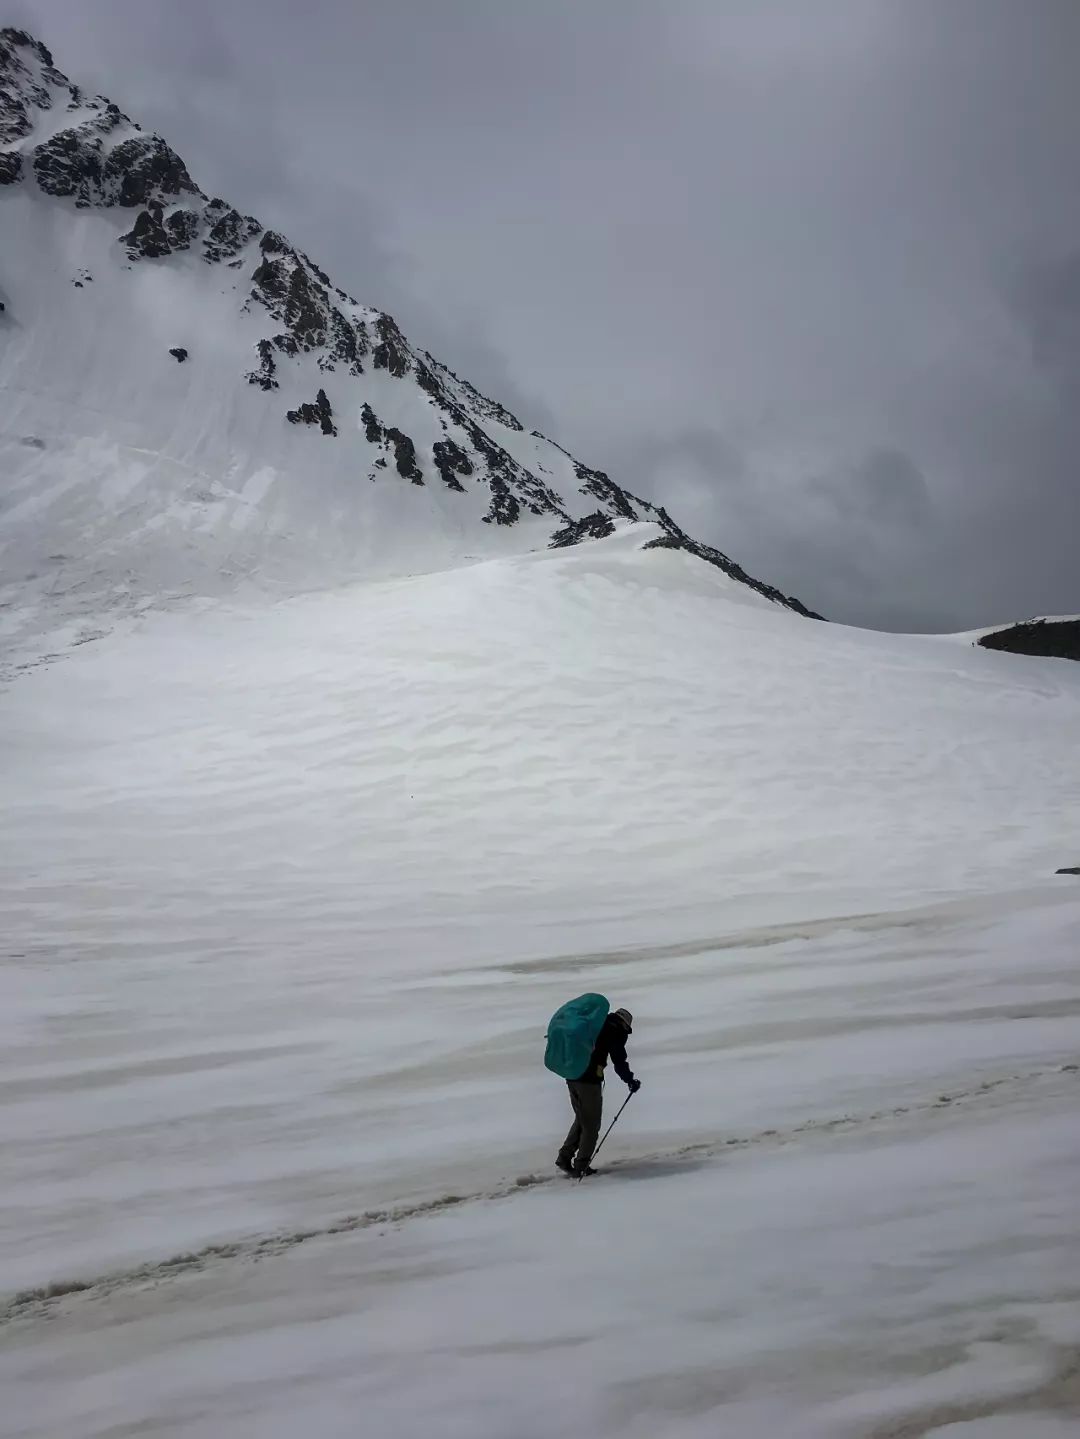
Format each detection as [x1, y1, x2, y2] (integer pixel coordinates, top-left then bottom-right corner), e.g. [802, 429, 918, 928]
[544, 993, 610, 1079]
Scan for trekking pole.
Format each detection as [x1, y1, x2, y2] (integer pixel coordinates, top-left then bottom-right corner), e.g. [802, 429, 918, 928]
[579, 1091, 634, 1180]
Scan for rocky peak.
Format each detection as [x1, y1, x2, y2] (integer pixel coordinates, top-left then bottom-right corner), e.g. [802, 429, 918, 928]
[2, 27, 197, 208]
[1, 28, 62, 145]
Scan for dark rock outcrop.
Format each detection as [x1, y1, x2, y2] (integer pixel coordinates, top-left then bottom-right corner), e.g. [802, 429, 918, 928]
[3, 28, 53, 67]
[978, 619, 1080, 663]
[166, 209, 199, 249]
[250, 252, 285, 302]
[202, 200, 260, 264]
[109, 134, 197, 207]
[285, 264, 330, 349]
[386, 428, 422, 483]
[410, 355, 566, 525]
[33, 125, 105, 204]
[120, 204, 199, 259]
[249, 239, 367, 376]
[169, 347, 188, 363]
[1, 28, 62, 145]
[575, 462, 639, 522]
[372, 314, 410, 378]
[432, 438, 474, 492]
[1056, 867, 1080, 876]
[286, 387, 336, 435]
[322, 309, 366, 374]
[480, 476, 521, 527]
[360, 404, 423, 484]
[246, 339, 279, 391]
[550, 512, 616, 548]
[468, 423, 562, 526]
[119, 206, 170, 258]
[0, 150, 21, 183]
[361, 402, 383, 445]
[33, 117, 197, 209]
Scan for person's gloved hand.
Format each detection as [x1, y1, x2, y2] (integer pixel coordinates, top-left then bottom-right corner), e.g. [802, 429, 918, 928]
[628, 1078, 642, 1094]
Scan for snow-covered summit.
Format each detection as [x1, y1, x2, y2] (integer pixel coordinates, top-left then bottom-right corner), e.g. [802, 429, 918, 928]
[0, 27, 818, 645]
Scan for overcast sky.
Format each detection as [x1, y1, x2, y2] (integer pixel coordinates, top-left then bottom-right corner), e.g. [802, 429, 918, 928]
[13, 0, 1080, 628]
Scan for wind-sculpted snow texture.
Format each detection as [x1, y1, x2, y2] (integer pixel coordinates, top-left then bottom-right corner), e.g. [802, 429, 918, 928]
[4, 527, 1080, 1434]
[0, 25, 816, 669]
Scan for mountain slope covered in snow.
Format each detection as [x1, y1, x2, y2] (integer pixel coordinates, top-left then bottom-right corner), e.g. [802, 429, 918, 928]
[0, 26, 816, 659]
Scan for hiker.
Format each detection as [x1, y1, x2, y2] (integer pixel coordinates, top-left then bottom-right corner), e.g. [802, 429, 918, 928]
[556, 1007, 640, 1177]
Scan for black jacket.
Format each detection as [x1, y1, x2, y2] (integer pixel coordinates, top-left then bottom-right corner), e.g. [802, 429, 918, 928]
[576, 1015, 636, 1086]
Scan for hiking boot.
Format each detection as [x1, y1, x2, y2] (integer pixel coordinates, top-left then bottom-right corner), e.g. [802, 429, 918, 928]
[555, 1155, 574, 1175]
[572, 1164, 596, 1178]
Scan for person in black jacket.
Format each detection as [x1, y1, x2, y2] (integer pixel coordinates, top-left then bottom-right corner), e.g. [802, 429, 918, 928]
[556, 1007, 640, 1176]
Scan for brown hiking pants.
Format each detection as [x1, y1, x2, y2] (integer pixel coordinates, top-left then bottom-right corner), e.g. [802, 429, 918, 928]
[558, 1080, 603, 1169]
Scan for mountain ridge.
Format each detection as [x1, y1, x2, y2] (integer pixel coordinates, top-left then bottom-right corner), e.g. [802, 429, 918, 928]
[0, 26, 821, 633]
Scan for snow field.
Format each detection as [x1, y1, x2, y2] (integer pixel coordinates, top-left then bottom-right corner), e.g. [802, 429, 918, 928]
[2, 531, 1080, 1435]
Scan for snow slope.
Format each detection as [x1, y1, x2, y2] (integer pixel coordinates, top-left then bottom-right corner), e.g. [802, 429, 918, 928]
[2, 529, 1080, 1437]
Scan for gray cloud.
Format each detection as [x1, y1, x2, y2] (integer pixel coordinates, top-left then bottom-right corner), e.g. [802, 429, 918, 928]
[12, 0, 1080, 629]
[813, 449, 932, 532]
[610, 433, 945, 631]
[1014, 251, 1080, 391]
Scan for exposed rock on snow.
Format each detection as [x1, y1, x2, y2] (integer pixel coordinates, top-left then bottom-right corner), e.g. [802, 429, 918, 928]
[33, 123, 198, 209]
[550, 511, 616, 547]
[360, 402, 382, 444]
[201, 199, 261, 264]
[245, 337, 279, 391]
[978, 618, 1080, 662]
[386, 427, 422, 483]
[286, 386, 336, 435]
[371, 313, 409, 378]
[119, 203, 197, 258]
[431, 437, 474, 492]
[0, 29, 60, 141]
